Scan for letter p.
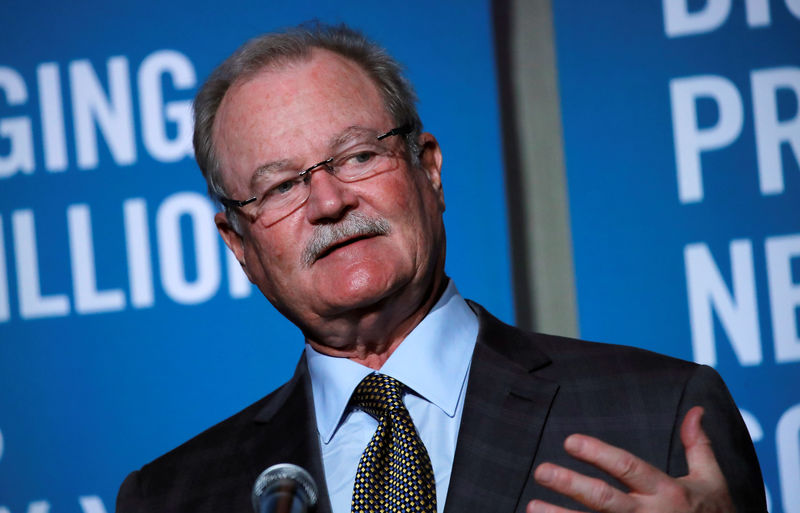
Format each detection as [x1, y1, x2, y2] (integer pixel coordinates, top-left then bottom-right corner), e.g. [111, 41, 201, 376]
[670, 75, 743, 203]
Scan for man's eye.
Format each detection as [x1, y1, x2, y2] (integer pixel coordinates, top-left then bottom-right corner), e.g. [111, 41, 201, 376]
[349, 151, 375, 164]
[271, 179, 296, 195]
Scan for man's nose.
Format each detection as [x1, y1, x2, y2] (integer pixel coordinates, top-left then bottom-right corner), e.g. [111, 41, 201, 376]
[304, 167, 358, 223]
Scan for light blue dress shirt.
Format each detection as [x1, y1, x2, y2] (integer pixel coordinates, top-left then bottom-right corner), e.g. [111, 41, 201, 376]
[305, 280, 479, 513]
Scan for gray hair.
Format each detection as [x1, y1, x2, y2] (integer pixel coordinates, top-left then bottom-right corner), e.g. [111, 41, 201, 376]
[193, 23, 423, 232]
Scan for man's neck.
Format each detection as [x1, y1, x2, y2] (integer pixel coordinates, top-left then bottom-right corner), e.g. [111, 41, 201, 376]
[304, 273, 449, 369]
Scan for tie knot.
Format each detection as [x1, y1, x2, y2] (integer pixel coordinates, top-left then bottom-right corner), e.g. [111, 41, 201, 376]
[350, 373, 404, 419]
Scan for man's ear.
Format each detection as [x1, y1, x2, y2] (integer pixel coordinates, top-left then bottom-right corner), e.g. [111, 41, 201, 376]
[215, 211, 252, 280]
[417, 132, 445, 211]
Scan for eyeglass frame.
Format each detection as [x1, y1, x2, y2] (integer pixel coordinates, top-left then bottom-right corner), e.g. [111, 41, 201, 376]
[216, 124, 415, 215]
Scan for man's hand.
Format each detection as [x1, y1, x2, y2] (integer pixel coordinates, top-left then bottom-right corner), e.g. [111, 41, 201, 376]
[527, 407, 735, 513]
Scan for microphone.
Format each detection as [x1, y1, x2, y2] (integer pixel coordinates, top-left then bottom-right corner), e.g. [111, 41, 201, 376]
[251, 463, 319, 513]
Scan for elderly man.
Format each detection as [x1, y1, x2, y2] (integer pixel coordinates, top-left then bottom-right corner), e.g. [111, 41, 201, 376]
[116, 24, 765, 513]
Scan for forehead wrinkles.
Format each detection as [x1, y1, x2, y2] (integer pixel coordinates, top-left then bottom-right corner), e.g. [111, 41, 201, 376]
[212, 73, 292, 192]
[212, 51, 392, 190]
[211, 80, 259, 189]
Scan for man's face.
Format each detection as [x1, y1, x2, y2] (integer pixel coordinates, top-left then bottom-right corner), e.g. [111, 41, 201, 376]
[213, 49, 445, 339]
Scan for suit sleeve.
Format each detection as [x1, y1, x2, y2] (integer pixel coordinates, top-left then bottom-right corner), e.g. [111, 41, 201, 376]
[668, 364, 767, 513]
[116, 470, 144, 513]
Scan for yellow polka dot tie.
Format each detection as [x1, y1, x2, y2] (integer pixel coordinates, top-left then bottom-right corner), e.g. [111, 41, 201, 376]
[350, 373, 437, 513]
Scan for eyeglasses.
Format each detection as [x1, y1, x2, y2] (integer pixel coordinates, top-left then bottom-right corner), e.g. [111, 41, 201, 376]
[218, 124, 413, 226]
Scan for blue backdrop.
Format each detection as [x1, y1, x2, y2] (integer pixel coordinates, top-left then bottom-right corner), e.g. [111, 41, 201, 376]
[3, 1, 798, 513]
[552, 2, 799, 512]
[0, 2, 512, 511]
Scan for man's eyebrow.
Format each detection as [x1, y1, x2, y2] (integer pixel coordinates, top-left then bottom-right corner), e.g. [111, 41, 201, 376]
[246, 127, 376, 189]
[249, 159, 292, 189]
[328, 126, 374, 149]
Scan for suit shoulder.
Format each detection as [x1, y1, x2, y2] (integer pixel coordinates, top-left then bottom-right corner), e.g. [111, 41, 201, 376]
[470, 300, 699, 382]
[135, 373, 298, 481]
[536, 332, 696, 373]
[117, 358, 317, 512]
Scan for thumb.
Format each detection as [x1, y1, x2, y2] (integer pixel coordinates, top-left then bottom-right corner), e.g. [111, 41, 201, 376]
[680, 406, 722, 479]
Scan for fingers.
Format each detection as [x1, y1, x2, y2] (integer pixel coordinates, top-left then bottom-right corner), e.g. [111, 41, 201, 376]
[679, 406, 706, 447]
[529, 407, 733, 513]
[560, 433, 663, 494]
[533, 462, 637, 513]
[680, 406, 721, 480]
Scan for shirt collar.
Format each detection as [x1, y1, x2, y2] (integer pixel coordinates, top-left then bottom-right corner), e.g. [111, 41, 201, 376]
[305, 280, 479, 444]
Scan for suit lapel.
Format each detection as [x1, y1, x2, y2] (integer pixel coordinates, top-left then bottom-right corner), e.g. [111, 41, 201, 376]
[247, 357, 333, 513]
[444, 303, 559, 513]
[239, 304, 556, 513]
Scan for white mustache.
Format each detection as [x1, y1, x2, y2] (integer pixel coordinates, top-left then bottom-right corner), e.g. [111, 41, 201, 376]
[302, 211, 392, 266]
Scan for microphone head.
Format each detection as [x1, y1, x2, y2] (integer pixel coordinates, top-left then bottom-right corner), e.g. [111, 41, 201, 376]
[252, 463, 318, 513]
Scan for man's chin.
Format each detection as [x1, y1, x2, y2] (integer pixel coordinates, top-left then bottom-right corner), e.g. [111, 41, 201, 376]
[313, 274, 405, 318]
[318, 288, 393, 316]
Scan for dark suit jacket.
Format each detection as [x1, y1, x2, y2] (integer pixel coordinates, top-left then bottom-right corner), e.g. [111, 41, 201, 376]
[116, 304, 766, 513]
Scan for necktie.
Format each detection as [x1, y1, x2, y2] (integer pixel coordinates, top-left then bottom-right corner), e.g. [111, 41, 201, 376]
[350, 373, 437, 513]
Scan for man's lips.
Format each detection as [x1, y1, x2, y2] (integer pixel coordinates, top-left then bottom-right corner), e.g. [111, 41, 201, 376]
[314, 233, 378, 262]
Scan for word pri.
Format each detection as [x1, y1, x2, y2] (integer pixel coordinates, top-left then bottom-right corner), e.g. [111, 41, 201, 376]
[670, 67, 799, 204]
[0, 50, 196, 178]
[0, 192, 251, 322]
